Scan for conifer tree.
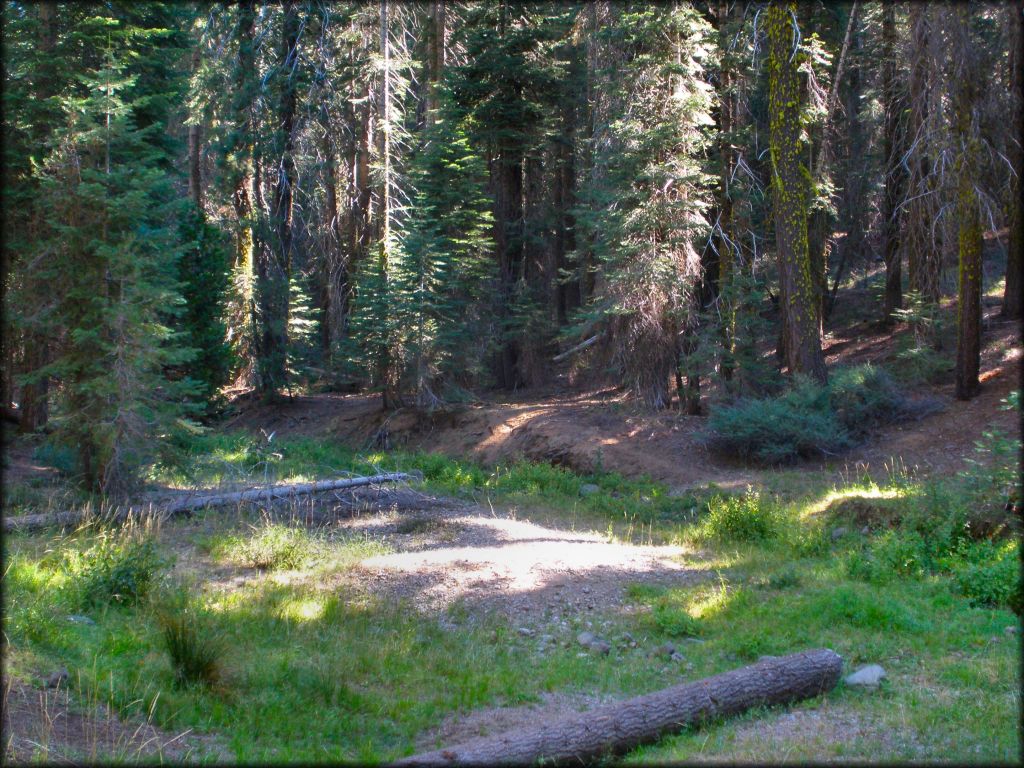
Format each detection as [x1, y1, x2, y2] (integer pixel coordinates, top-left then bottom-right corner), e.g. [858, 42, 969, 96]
[32, 15, 194, 493]
[573, 3, 715, 408]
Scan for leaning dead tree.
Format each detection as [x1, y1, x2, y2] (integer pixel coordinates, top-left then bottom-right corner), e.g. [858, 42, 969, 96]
[395, 648, 843, 766]
[3, 473, 413, 533]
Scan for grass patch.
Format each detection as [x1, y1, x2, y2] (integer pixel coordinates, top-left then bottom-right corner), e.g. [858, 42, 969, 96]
[208, 519, 325, 571]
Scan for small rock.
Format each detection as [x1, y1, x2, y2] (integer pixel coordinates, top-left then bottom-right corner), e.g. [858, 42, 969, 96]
[860, 525, 870, 535]
[577, 631, 597, 647]
[758, 655, 779, 663]
[66, 615, 95, 626]
[651, 643, 677, 660]
[844, 664, 886, 688]
[669, 651, 686, 662]
[591, 641, 612, 656]
[1005, 626, 1018, 636]
[540, 634, 554, 644]
[830, 527, 848, 542]
[622, 632, 635, 643]
[580, 484, 601, 497]
[581, 587, 591, 594]
[517, 627, 535, 637]
[45, 667, 69, 689]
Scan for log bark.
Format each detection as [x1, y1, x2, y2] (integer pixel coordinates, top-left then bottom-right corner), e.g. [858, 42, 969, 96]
[3, 473, 412, 534]
[395, 648, 843, 766]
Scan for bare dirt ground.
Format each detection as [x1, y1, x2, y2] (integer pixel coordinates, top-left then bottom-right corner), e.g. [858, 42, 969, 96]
[2, 678, 225, 764]
[223, 299, 1019, 491]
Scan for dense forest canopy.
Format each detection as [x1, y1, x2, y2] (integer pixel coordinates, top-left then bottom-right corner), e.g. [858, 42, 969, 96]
[2, 0, 1021, 494]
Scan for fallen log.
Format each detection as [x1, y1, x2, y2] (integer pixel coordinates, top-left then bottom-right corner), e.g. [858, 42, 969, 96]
[552, 334, 601, 363]
[395, 648, 843, 766]
[3, 473, 413, 534]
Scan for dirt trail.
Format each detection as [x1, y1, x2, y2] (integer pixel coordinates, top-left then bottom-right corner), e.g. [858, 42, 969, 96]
[329, 498, 703, 623]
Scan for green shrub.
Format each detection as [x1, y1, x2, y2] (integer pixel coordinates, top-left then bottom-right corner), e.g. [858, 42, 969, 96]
[651, 600, 700, 638]
[64, 531, 167, 608]
[697, 488, 781, 543]
[155, 594, 224, 687]
[703, 365, 934, 464]
[32, 442, 78, 475]
[951, 544, 1022, 612]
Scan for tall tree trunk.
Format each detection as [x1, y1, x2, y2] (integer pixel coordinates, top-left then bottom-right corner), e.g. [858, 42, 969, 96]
[880, 0, 905, 324]
[1003, 0, 1024, 320]
[17, 0, 59, 434]
[766, 2, 827, 384]
[257, 0, 300, 400]
[376, 0, 399, 409]
[953, 6, 982, 401]
[188, 40, 204, 212]
[903, 4, 941, 312]
[715, 0, 737, 389]
[807, 2, 858, 336]
[322, 133, 350, 362]
[426, 0, 446, 125]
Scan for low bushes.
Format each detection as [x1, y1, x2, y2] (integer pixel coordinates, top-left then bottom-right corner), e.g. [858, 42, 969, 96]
[63, 529, 167, 608]
[703, 365, 937, 464]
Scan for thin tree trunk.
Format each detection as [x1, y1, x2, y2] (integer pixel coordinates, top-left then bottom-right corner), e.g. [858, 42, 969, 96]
[188, 40, 204, 212]
[767, 2, 827, 384]
[257, 0, 300, 400]
[1003, 0, 1024, 319]
[807, 2, 858, 336]
[17, 0, 59, 434]
[953, 6, 982, 400]
[880, 0, 905, 324]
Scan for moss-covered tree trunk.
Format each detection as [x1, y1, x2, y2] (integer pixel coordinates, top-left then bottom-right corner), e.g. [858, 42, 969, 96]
[766, 2, 827, 385]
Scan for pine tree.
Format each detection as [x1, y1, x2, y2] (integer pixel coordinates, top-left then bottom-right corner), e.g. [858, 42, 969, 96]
[573, 3, 715, 409]
[397, 100, 496, 405]
[32, 23, 194, 494]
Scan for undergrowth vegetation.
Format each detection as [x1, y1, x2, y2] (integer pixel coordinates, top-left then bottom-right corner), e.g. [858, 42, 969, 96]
[3, 399, 1019, 762]
[703, 365, 939, 464]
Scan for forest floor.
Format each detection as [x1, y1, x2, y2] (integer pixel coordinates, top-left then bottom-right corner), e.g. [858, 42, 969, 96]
[3, 259, 1021, 763]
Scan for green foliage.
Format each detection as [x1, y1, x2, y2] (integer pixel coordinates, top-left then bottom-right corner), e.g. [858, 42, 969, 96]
[652, 600, 701, 638]
[175, 207, 234, 416]
[63, 530, 167, 608]
[32, 442, 78, 476]
[951, 544, 1022, 611]
[25, 10, 197, 494]
[704, 365, 930, 464]
[155, 591, 224, 687]
[215, 522, 321, 571]
[960, 392, 1022, 513]
[571, 3, 715, 407]
[392, 105, 497, 402]
[696, 488, 782, 543]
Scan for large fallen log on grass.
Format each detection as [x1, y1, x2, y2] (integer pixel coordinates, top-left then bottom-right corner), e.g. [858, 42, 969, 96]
[395, 648, 843, 766]
[3, 473, 413, 534]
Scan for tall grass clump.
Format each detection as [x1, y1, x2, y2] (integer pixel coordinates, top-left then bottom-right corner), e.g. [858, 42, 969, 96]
[216, 520, 321, 571]
[154, 591, 224, 688]
[703, 365, 935, 464]
[63, 527, 167, 608]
